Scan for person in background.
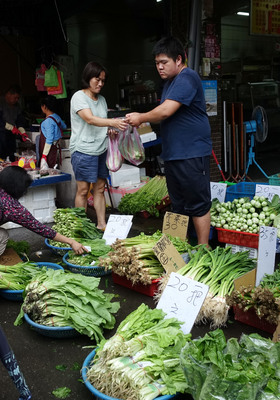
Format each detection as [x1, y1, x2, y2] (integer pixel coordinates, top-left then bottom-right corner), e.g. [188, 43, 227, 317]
[126, 36, 212, 245]
[70, 61, 128, 231]
[0, 85, 31, 162]
[0, 165, 88, 255]
[0, 326, 31, 400]
[39, 95, 67, 170]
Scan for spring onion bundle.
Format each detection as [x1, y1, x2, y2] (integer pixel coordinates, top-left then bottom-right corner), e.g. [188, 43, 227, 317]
[99, 231, 191, 285]
[118, 175, 168, 217]
[49, 207, 102, 248]
[210, 195, 280, 233]
[87, 303, 191, 400]
[0, 262, 45, 290]
[226, 267, 280, 325]
[156, 245, 256, 328]
[14, 269, 120, 342]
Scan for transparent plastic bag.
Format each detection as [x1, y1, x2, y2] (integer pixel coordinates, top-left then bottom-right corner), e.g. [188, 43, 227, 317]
[118, 126, 145, 166]
[106, 134, 124, 172]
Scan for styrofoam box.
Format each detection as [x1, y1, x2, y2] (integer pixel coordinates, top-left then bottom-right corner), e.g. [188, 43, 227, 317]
[105, 182, 146, 208]
[140, 132, 157, 143]
[225, 243, 258, 259]
[26, 130, 40, 144]
[109, 164, 140, 187]
[2, 185, 57, 229]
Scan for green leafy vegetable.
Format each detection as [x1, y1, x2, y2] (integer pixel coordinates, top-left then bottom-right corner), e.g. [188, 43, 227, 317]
[52, 387, 71, 399]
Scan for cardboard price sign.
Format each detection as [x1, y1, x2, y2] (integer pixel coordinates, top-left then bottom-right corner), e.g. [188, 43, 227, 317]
[157, 272, 209, 334]
[153, 234, 185, 274]
[162, 211, 189, 240]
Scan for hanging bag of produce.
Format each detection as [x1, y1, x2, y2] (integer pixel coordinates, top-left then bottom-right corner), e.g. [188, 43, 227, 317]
[106, 134, 124, 172]
[44, 65, 59, 87]
[119, 126, 145, 166]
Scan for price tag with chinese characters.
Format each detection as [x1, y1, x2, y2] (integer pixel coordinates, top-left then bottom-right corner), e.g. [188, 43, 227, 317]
[255, 184, 280, 202]
[157, 272, 209, 334]
[102, 214, 133, 245]
[153, 234, 186, 274]
[256, 225, 277, 286]
[210, 181, 227, 202]
[162, 211, 189, 240]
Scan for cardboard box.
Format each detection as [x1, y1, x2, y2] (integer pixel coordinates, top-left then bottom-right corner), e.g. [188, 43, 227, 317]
[0, 248, 22, 265]
[136, 122, 153, 135]
[109, 163, 140, 187]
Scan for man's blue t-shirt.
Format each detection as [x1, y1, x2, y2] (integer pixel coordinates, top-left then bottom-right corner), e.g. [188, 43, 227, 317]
[160, 68, 212, 161]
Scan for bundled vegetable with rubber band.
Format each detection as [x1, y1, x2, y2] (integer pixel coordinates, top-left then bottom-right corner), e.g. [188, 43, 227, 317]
[14, 268, 120, 342]
[66, 238, 111, 266]
[86, 303, 191, 400]
[0, 261, 47, 290]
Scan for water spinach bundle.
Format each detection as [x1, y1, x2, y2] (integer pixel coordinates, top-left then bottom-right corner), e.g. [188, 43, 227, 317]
[14, 269, 120, 342]
[99, 231, 191, 284]
[118, 175, 168, 216]
[66, 238, 111, 266]
[0, 262, 47, 290]
[87, 303, 191, 400]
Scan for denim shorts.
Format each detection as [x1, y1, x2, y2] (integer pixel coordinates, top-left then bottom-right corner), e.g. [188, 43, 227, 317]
[71, 151, 109, 183]
[164, 156, 211, 217]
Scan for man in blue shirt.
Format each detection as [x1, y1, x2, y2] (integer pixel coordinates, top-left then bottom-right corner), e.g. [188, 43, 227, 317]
[126, 36, 212, 245]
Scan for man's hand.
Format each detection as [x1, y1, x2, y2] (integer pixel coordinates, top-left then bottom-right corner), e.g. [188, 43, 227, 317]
[125, 112, 141, 127]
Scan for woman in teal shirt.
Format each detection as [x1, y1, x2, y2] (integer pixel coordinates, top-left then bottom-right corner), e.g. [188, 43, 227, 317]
[70, 61, 127, 230]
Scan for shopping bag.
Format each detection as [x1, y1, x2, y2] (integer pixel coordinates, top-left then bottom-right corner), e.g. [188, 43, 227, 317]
[44, 65, 59, 87]
[106, 134, 124, 172]
[54, 71, 67, 99]
[119, 126, 145, 166]
[47, 69, 63, 95]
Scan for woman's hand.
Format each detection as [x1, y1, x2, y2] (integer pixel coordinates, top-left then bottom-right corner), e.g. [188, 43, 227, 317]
[108, 128, 119, 138]
[70, 239, 89, 255]
[111, 118, 128, 131]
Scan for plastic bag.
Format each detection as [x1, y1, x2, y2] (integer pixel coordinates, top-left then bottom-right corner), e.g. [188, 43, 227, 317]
[118, 126, 145, 166]
[44, 65, 59, 87]
[106, 134, 124, 172]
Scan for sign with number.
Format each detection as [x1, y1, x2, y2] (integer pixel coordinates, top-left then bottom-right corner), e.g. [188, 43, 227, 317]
[255, 184, 280, 201]
[162, 211, 189, 240]
[153, 235, 186, 274]
[102, 214, 133, 245]
[256, 225, 277, 285]
[157, 272, 209, 334]
[210, 181, 227, 202]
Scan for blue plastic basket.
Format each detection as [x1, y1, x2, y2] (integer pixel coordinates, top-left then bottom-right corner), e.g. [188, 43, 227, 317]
[0, 262, 64, 301]
[24, 313, 79, 338]
[45, 238, 71, 256]
[225, 182, 268, 202]
[63, 253, 111, 277]
[82, 350, 176, 400]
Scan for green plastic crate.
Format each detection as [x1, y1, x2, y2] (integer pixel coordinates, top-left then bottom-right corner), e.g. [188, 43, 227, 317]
[269, 173, 280, 186]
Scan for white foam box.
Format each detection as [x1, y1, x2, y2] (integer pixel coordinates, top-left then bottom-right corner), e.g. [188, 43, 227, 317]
[109, 163, 140, 187]
[140, 131, 157, 143]
[104, 181, 147, 208]
[2, 185, 57, 229]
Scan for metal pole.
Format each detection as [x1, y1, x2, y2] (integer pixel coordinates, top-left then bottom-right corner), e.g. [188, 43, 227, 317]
[188, 0, 199, 69]
[194, 0, 202, 73]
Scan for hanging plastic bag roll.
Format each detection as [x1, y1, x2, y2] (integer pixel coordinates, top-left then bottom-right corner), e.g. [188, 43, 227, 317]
[118, 126, 145, 166]
[106, 134, 124, 172]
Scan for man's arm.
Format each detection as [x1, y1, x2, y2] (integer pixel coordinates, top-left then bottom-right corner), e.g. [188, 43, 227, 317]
[126, 99, 181, 127]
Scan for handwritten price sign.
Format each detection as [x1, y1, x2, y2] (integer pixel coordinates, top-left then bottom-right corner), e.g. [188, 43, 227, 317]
[210, 182, 227, 202]
[157, 272, 209, 334]
[255, 184, 280, 201]
[102, 214, 133, 245]
[256, 225, 277, 286]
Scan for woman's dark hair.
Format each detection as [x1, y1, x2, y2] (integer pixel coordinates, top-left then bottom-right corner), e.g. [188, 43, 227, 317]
[0, 166, 32, 199]
[40, 95, 58, 113]
[152, 36, 186, 64]
[81, 61, 108, 89]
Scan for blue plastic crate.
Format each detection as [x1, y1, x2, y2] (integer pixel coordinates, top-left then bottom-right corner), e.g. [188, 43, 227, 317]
[225, 182, 268, 202]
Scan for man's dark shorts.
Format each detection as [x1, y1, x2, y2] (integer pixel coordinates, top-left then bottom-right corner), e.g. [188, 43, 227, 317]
[164, 156, 211, 217]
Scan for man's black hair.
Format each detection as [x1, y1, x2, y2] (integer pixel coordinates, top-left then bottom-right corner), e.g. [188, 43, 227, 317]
[152, 36, 186, 63]
[0, 166, 32, 199]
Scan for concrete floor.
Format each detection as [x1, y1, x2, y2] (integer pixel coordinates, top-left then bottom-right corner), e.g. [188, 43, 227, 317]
[1, 147, 279, 400]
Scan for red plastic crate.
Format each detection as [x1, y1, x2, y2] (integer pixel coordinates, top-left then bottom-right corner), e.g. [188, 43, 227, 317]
[216, 227, 259, 249]
[112, 272, 161, 297]
[233, 306, 276, 334]
[139, 195, 171, 218]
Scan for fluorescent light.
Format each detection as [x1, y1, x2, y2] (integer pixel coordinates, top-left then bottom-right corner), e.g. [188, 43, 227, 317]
[237, 11, 249, 16]
[156, 0, 162, 2]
